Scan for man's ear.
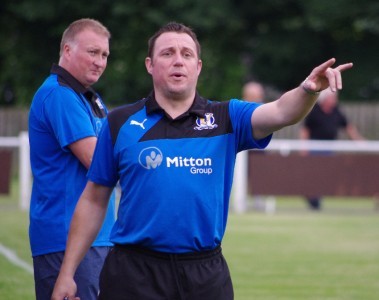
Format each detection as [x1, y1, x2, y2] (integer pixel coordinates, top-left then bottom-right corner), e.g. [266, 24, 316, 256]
[197, 59, 202, 75]
[63, 43, 72, 57]
[145, 57, 153, 75]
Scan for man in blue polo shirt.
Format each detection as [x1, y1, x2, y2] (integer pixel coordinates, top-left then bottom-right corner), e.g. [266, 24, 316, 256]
[28, 18, 115, 300]
[52, 22, 353, 300]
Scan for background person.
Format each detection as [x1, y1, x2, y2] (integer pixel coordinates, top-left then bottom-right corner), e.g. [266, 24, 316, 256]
[240, 81, 276, 212]
[52, 22, 353, 300]
[299, 87, 365, 210]
[28, 18, 116, 300]
[242, 81, 265, 103]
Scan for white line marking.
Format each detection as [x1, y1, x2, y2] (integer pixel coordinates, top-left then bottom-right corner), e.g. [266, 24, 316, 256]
[0, 243, 33, 274]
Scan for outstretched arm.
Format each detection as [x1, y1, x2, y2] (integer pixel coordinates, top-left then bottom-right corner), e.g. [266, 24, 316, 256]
[251, 58, 353, 140]
[51, 181, 113, 300]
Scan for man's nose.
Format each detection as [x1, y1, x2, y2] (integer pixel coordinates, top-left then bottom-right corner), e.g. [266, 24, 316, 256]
[173, 53, 184, 65]
[94, 55, 107, 68]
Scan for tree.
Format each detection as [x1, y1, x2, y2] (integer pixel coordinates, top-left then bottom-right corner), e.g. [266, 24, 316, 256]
[0, 0, 378, 107]
[237, 0, 379, 100]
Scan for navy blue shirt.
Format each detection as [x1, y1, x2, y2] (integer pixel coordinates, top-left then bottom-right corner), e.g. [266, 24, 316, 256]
[88, 93, 271, 253]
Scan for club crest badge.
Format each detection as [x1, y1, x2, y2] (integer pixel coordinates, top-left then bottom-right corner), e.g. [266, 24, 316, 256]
[194, 113, 218, 130]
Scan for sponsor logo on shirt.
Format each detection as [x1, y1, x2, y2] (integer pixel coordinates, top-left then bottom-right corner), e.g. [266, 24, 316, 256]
[194, 113, 218, 130]
[138, 147, 213, 175]
[139, 147, 163, 169]
[130, 118, 147, 129]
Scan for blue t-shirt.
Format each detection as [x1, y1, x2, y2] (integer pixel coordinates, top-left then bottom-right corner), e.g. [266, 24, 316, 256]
[88, 93, 271, 253]
[29, 65, 115, 257]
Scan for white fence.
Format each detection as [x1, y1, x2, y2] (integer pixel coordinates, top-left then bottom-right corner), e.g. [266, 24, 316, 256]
[0, 132, 31, 210]
[1, 134, 379, 212]
[233, 139, 379, 213]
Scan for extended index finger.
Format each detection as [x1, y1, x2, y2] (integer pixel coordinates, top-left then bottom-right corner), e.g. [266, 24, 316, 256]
[311, 58, 336, 75]
[335, 62, 354, 73]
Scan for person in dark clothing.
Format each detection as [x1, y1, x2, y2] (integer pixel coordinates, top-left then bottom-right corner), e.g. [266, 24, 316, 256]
[300, 88, 364, 210]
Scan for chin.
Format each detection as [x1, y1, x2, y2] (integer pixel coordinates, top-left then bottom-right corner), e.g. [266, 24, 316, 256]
[87, 77, 100, 86]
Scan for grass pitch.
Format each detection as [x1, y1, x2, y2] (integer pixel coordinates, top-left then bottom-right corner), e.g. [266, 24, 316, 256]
[1, 181, 378, 299]
[223, 197, 379, 300]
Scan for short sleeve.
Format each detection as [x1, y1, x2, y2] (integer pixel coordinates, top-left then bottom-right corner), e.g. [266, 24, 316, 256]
[228, 99, 272, 152]
[87, 120, 119, 187]
[44, 88, 95, 149]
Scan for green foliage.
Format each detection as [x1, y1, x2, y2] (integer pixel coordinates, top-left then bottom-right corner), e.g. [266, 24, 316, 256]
[238, 0, 379, 100]
[0, 0, 378, 107]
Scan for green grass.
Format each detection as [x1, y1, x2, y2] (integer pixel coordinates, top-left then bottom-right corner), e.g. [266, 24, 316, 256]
[223, 197, 379, 300]
[1, 181, 379, 299]
[0, 179, 34, 300]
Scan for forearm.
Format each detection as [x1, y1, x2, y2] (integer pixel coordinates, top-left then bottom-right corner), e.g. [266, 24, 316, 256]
[252, 85, 318, 139]
[59, 182, 111, 277]
[251, 58, 353, 140]
[69, 137, 97, 169]
[275, 85, 319, 126]
[52, 181, 112, 300]
[346, 125, 365, 141]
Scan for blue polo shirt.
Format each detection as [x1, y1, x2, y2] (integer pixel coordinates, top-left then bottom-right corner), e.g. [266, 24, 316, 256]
[29, 64, 115, 257]
[88, 93, 271, 253]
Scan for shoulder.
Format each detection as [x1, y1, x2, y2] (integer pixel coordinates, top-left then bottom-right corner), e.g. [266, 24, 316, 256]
[31, 76, 81, 115]
[228, 98, 261, 116]
[108, 99, 147, 123]
[107, 98, 147, 141]
[38, 76, 78, 103]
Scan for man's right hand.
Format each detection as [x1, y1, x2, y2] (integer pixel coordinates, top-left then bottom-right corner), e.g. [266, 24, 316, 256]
[51, 274, 79, 300]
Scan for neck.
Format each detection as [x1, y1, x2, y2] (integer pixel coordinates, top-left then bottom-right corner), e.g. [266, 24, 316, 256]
[155, 91, 195, 119]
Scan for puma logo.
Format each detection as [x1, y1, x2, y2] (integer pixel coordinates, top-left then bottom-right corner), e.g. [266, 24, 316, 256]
[130, 119, 147, 129]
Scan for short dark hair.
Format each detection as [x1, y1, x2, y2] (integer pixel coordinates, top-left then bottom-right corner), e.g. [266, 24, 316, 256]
[147, 22, 201, 59]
